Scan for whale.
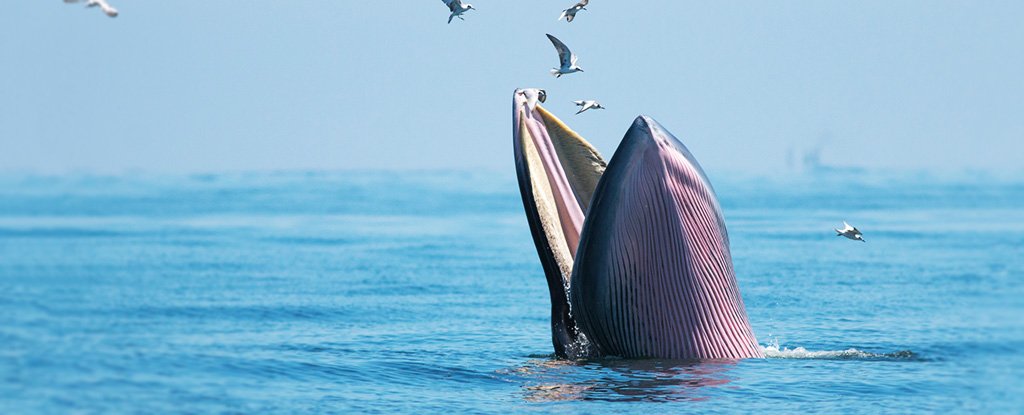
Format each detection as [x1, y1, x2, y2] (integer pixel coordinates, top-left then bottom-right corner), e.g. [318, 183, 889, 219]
[512, 88, 763, 359]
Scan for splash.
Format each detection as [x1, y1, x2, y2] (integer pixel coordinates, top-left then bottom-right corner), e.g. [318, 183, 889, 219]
[761, 344, 918, 360]
[564, 331, 597, 360]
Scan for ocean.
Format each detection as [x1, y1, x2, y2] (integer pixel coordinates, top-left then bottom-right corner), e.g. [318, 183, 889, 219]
[1, 170, 1022, 413]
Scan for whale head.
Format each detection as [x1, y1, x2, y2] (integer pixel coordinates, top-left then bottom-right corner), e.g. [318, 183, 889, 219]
[512, 90, 762, 359]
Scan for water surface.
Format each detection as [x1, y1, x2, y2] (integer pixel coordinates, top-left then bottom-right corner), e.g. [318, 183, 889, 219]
[1, 170, 1022, 413]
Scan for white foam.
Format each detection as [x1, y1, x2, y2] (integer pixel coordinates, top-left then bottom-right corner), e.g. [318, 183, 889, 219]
[760, 344, 916, 360]
[762, 344, 874, 359]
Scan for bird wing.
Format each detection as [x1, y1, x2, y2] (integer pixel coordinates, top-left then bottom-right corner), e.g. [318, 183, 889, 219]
[442, 0, 458, 12]
[573, 100, 585, 105]
[842, 221, 854, 232]
[546, 34, 573, 68]
[558, 10, 568, 21]
[577, 0, 589, 7]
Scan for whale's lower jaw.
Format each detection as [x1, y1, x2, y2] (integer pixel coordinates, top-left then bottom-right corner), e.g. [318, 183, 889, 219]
[512, 89, 607, 357]
[512, 89, 762, 359]
[569, 116, 763, 359]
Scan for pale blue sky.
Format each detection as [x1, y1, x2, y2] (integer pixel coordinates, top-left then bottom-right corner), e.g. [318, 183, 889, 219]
[1, 1, 1021, 174]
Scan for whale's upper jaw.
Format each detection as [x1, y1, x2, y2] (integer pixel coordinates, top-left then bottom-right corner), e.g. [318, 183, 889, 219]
[569, 115, 763, 360]
[511, 89, 606, 358]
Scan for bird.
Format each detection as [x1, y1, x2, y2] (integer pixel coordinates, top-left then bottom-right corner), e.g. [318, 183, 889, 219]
[558, 0, 589, 22]
[835, 221, 865, 242]
[546, 34, 584, 78]
[573, 100, 604, 114]
[518, 89, 547, 113]
[64, 0, 118, 18]
[442, 0, 474, 24]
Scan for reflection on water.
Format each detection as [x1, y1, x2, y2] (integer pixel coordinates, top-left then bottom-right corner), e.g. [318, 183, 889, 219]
[506, 345, 924, 403]
[507, 358, 739, 403]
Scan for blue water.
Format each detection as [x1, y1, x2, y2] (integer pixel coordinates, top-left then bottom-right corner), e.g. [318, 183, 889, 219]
[1, 170, 1022, 413]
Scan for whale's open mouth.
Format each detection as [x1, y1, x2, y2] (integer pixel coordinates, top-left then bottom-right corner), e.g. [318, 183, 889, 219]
[512, 88, 763, 360]
[512, 88, 606, 357]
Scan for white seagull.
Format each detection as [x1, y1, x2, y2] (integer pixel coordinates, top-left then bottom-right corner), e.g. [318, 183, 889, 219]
[559, 0, 589, 22]
[518, 88, 547, 113]
[64, 0, 118, 18]
[442, 0, 474, 24]
[547, 34, 583, 78]
[835, 221, 865, 242]
[573, 100, 604, 114]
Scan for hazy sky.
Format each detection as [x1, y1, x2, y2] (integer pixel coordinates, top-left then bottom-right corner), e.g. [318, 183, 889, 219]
[1, 1, 1021, 174]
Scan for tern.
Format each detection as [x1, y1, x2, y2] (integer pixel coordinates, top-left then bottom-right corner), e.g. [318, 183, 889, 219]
[442, 0, 474, 24]
[547, 34, 584, 78]
[559, 0, 589, 22]
[835, 221, 865, 242]
[574, 100, 604, 114]
[64, 0, 118, 18]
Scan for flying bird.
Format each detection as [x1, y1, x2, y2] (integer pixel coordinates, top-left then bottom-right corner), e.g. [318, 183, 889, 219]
[64, 0, 118, 18]
[573, 100, 604, 114]
[835, 221, 865, 242]
[517, 88, 547, 113]
[442, 0, 474, 24]
[558, 0, 589, 22]
[546, 34, 583, 78]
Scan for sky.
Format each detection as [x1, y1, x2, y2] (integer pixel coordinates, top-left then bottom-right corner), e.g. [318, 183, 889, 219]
[1, 1, 1022, 175]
